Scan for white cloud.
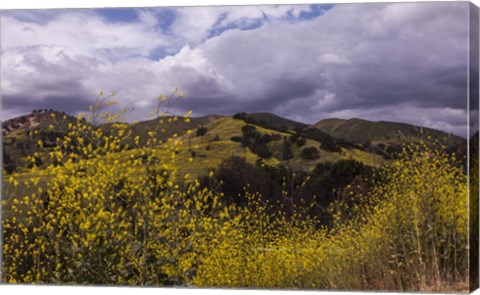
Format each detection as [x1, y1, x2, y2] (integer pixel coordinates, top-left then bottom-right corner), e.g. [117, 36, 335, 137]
[310, 92, 337, 112]
[1, 12, 168, 60]
[318, 53, 350, 65]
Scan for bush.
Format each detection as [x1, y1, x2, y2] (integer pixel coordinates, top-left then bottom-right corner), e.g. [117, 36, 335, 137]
[281, 141, 294, 160]
[302, 128, 341, 152]
[230, 136, 242, 142]
[233, 112, 247, 120]
[296, 137, 306, 147]
[3, 153, 16, 174]
[254, 143, 272, 159]
[196, 126, 208, 137]
[301, 147, 320, 160]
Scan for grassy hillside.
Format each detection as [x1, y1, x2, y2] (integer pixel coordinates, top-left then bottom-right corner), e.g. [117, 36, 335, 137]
[2, 112, 223, 173]
[233, 112, 308, 132]
[131, 114, 223, 141]
[313, 117, 462, 144]
[168, 116, 384, 178]
[2, 108, 470, 291]
[3, 110, 78, 173]
[2, 112, 387, 209]
[4, 111, 463, 178]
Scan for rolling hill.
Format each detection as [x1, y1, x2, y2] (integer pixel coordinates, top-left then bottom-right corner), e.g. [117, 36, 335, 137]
[233, 112, 308, 132]
[312, 117, 462, 144]
[2, 110, 466, 177]
[1, 109, 470, 228]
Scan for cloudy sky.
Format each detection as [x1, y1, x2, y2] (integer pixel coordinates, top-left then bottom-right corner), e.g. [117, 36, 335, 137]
[0, 2, 474, 136]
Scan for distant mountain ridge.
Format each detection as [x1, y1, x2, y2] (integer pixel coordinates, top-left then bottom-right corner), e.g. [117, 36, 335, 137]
[312, 117, 463, 143]
[2, 110, 75, 136]
[233, 112, 308, 132]
[2, 109, 467, 175]
[2, 110, 464, 142]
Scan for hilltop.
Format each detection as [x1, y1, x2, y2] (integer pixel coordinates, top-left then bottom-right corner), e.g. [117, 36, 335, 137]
[233, 112, 308, 132]
[2, 109, 75, 137]
[313, 117, 462, 144]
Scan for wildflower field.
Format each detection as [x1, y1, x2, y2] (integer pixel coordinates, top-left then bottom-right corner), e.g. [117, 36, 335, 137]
[1, 93, 473, 292]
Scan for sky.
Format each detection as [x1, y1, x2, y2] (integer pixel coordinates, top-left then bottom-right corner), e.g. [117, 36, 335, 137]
[0, 2, 475, 137]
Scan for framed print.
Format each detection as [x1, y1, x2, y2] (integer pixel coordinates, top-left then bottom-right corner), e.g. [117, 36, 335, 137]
[1, 1, 479, 293]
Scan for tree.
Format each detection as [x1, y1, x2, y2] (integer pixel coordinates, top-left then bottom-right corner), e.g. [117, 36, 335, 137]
[254, 143, 272, 159]
[282, 140, 294, 160]
[3, 153, 16, 174]
[230, 136, 242, 142]
[233, 112, 247, 120]
[296, 137, 306, 147]
[301, 147, 320, 160]
[196, 126, 208, 137]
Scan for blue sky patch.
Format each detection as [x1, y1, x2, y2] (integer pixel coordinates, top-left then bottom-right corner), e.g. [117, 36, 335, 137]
[5, 9, 63, 24]
[300, 4, 333, 20]
[154, 8, 176, 30]
[97, 8, 139, 23]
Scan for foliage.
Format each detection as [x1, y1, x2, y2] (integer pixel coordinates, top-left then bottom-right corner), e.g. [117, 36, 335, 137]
[301, 146, 320, 160]
[295, 137, 307, 147]
[194, 142, 468, 291]
[281, 139, 294, 161]
[196, 126, 208, 137]
[3, 153, 16, 174]
[230, 136, 242, 143]
[1, 94, 469, 292]
[301, 128, 341, 153]
[239, 124, 278, 159]
[469, 131, 479, 288]
[2, 92, 232, 285]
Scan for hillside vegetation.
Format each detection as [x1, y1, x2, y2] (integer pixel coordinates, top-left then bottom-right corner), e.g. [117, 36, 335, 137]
[1, 94, 471, 291]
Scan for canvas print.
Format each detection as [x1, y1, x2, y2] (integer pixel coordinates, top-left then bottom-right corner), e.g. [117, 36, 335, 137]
[0, 1, 479, 292]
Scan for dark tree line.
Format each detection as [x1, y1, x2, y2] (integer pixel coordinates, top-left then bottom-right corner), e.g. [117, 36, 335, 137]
[233, 112, 290, 133]
[239, 124, 281, 159]
[199, 156, 374, 227]
[3, 153, 16, 174]
[290, 128, 342, 153]
[301, 147, 320, 160]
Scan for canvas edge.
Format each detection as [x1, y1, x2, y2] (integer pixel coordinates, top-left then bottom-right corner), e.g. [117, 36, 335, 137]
[469, 1, 480, 293]
[0, 11, 5, 284]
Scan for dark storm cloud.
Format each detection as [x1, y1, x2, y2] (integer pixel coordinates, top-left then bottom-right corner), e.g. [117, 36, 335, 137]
[174, 66, 229, 98]
[179, 73, 322, 116]
[3, 93, 91, 114]
[181, 94, 298, 116]
[264, 76, 321, 104]
[336, 65, 468, 110]
[1, 54, 96, 114]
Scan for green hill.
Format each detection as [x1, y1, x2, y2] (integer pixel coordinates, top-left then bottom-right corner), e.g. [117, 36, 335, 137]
[312, 117, 463, 144]
[233, 112, 308, 132]
[3, 110, 464, 177]
[2, 110, 464, 223]
[132, 114, 223, 141]
[2, 110, 78, 173]
[160, 116, 383, 178]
